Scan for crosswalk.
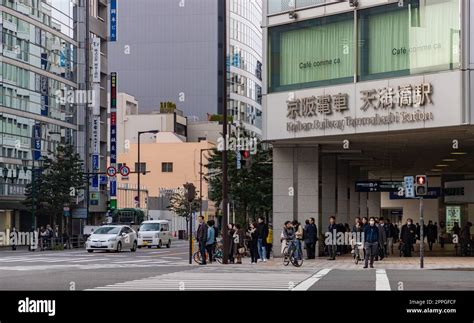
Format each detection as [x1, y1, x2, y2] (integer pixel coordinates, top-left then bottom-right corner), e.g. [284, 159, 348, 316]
[90, 266, 396, 291]
[91, 270, 316, 291]
[0, 249, 189, 271]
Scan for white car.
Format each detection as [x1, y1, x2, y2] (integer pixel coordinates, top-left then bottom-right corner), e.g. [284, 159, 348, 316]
[137, 220, 172, 249]
[86, 225, 138, 253]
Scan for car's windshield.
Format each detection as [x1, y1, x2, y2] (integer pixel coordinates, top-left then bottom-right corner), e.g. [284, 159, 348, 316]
[93, 227, 121, 234]
[139, 223, 160, 232]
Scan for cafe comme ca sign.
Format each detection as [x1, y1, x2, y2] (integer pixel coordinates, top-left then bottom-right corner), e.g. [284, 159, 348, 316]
[286, 83, 434, 132]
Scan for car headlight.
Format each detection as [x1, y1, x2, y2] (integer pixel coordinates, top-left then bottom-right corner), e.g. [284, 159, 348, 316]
[155, 233, 160, 238]
[138, 233, 142, 238]
[108, 237, 117, 242]
[87, 237, 91, 241]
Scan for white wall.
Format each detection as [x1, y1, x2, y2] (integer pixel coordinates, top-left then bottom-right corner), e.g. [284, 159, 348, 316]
[381, 193, 439, 225]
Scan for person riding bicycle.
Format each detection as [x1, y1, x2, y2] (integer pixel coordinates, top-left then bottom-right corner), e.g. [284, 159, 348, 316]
[282, 221, 301, 260]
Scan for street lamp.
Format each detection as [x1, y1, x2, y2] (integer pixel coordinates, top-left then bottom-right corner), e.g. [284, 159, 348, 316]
[137, 130, 159, 209]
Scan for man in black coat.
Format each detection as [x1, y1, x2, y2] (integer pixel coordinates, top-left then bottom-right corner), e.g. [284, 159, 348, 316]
[304, 218, 318, 259]
[196, 215, 207, 265]
[400, 218, 416, 257]
[327, 216, 337, 260]
[256, 217, 269, 262]
[426, 220, 437, 251]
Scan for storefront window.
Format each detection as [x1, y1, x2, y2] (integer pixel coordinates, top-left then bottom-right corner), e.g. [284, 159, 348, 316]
[358, 0, 460, 81]
[268, 12, 354, 92]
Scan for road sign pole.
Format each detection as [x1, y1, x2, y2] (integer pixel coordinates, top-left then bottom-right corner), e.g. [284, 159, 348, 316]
[419, 197, 424, 269]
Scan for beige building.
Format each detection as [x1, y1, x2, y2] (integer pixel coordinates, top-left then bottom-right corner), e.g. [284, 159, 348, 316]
[117, 132, 215, 220]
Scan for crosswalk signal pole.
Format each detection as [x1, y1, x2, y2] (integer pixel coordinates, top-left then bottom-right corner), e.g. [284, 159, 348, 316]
[419, 197, 424, 269]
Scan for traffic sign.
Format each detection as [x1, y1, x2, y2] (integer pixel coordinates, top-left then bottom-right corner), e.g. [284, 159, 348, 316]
[355, 181, 402, 193]
[404, 176, 415, 198]
[106, 166, 117, 177]
[120, 165, 130, 177]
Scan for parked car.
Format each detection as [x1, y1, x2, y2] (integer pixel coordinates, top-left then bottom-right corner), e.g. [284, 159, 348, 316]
[85, 225, 138, 253]
[137, 220, 172, 249]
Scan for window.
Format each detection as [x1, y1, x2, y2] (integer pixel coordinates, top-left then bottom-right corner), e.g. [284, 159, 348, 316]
[358, 0, 460, 81]
[161, 162, 173, 173]
[90, 0, 99, 18]
[268, 12, 354, 92]
[135, 162, 146, 173]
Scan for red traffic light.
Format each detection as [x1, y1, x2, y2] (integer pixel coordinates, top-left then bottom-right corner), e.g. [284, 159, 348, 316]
[416, 176, 426, 185]
[242, 151, 250, 159]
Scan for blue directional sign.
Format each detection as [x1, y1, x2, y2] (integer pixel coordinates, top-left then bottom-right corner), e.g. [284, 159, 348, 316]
[110, 0, 117, 41]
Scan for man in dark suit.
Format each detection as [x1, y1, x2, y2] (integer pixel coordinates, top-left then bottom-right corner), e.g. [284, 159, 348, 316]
[196, 215, 207, 265]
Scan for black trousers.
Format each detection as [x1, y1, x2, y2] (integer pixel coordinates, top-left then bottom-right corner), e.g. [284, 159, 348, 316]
[306, 242, 316, 259]
[250, 243, 258, 263]
[205, 244, 214, 262]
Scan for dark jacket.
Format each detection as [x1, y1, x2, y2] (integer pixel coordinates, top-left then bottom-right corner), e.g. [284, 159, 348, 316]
[256, 222, 268, 240]
[378, 224, 387, 244]
[283, 227, 295, 241]
[426, 224, 437, 241]
[364, 225, 379, 243]
[304, 223, 317, 244]
[196, 223, 207, 243]
[401, 224, 416, 244]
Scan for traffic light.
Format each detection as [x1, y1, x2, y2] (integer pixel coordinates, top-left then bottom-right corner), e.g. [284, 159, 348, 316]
[184, 183, 196, 202]
[240, 150, 251, 169]
[415, 175, 428, 196]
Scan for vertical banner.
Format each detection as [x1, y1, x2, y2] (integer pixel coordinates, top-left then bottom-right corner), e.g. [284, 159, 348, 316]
[32, 123, 41, 160]
[110, 72, 118, 208]
[40, 75, 48, 116]
[110, 0, 117, 42]
[91, 37, 101, 83]
[91, 116, 100, 193]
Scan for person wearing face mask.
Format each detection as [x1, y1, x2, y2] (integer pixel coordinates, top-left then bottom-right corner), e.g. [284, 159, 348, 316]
[400, 218, 416, 257]
[363, 217, 379, 269]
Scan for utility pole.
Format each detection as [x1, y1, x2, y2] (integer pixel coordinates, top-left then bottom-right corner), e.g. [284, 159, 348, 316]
[221, 0, 229, 265]
[84, 0, 91, 224]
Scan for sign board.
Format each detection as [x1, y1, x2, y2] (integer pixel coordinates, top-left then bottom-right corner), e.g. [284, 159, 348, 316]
[446, 206, 461, 233]
[355, 181, 402, 193]
[120, 165, 130, 177]
[91, 37, 101, 83]
[236, 150, 241, 170]
[110, 180, 117, 197]
[404, 176, 415, 198]
[110, 0, 117, 41]
[110, 73, 117, 198]
[72, 208, 88, 219]
[107, 166, 117, 177]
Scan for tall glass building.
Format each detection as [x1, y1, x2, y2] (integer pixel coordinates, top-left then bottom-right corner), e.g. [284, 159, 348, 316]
[0, 0, 77, 231]
[0, 0, 109, 232]
[229, 0, 263, 135]
[109, 0, 264, 136]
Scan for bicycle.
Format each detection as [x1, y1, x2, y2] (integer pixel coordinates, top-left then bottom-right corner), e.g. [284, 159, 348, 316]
[283, 240, 303, 267]
[352, 241, 363, 264]
[193, 245, 223, 264]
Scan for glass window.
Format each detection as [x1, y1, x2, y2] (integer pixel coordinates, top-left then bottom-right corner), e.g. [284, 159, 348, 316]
[161, 162, 173, 173]
[358, 0, 460, 81]
[268, 12, 354, 92]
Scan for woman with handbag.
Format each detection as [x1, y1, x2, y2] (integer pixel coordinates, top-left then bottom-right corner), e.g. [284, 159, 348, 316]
[233, 224, 245, 264]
